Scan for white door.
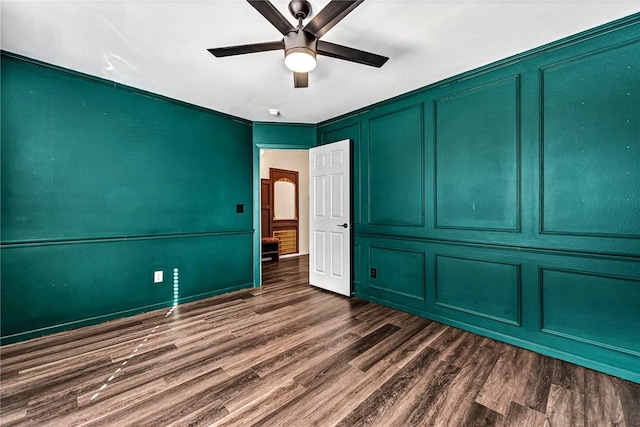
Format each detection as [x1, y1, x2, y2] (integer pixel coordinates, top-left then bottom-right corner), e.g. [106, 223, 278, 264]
[309, 139, 351, 296]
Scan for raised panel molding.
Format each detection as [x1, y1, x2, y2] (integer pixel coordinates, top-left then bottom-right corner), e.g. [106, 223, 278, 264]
[367, 104, 425, 228]
[369, 246, 425, 301]
[346, 18, 640, 383]
[540, 40, 640, 238]
[539, 267, 640, 356]
[434, 75, 521, 232]
[435, 255, 521, 325]
[353, 243, 361, 285]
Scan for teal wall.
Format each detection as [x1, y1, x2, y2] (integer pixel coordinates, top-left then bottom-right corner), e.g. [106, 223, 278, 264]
[253, 122, 317, 148]
[2, 14, 639, 383]
[1, 54, 254, 344]
[318, 14, 640, 382]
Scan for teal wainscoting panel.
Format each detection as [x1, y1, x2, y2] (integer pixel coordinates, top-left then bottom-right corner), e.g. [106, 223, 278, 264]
[1, 232, 253, 344]
[435, 76, 520, 231]
[435, 255, 521, 325]
[353, 243, 361, 294]
[349, 16, 640, 382]
[368, 245, 426, 308]
[541, 40, 640, 237]
[540, 267, 640, 356]
[356, 235, 640, 381]
[367, 104, 424, 227]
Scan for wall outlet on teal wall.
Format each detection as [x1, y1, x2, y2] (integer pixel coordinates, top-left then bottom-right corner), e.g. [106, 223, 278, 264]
[154, 270, 163, 283]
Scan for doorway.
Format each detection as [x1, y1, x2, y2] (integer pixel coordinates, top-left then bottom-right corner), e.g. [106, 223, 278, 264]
[259, 148, 310, 283]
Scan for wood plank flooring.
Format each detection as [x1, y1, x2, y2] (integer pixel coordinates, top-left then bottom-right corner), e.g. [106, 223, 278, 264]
[1, 255, 639, 426]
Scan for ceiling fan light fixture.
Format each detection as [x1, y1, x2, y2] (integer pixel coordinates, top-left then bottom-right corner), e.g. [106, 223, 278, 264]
[283, 29, 317, 73]
[284, 48, 317, 72]
[208, 0, 388, 88]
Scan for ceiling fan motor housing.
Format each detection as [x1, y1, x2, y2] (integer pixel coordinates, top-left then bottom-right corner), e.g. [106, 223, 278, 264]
[284, 30, 317, 60]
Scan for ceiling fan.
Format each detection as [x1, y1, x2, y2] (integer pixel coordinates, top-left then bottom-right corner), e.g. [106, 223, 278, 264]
[208, 0, 389, 88]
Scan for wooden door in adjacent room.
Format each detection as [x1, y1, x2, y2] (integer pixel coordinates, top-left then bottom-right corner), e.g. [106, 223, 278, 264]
[260, 178, 271, 238]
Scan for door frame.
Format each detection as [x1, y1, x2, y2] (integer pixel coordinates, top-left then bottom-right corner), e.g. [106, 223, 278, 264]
[253, 142, 315, 287]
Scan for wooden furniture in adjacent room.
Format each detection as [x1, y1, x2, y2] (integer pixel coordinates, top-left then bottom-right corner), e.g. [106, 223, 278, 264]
[261, 237, 280, 262]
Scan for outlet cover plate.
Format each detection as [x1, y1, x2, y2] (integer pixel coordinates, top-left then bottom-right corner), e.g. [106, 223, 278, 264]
[154, 270, 163, 283]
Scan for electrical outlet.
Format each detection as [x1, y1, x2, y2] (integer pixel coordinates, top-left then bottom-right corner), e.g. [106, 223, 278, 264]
[370, 268, 377, 279]
[154, 270, 163, 283]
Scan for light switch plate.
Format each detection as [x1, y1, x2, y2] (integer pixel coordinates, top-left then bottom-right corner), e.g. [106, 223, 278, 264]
[154, 270, 163, 283]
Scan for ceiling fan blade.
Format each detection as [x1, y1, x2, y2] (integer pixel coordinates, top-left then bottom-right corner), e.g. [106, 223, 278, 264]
[247, 0, 295, 36]
[317, 40, 388, 67]
[294, 72, 308, 88]
[303, 0, 364, 38]
[208, 41, 283, 57]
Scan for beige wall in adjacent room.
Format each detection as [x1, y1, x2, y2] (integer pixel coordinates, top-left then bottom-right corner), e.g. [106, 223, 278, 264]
[260, 149, 309, 255]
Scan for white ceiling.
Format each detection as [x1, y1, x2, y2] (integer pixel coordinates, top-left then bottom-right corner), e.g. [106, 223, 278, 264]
[2, 1, 638, 124]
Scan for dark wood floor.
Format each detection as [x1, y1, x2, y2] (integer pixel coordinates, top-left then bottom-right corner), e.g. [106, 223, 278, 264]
[1, 256, 638, 427]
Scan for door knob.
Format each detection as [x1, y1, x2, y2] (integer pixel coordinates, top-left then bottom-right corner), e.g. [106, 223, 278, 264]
[338, 223, 348, 228]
